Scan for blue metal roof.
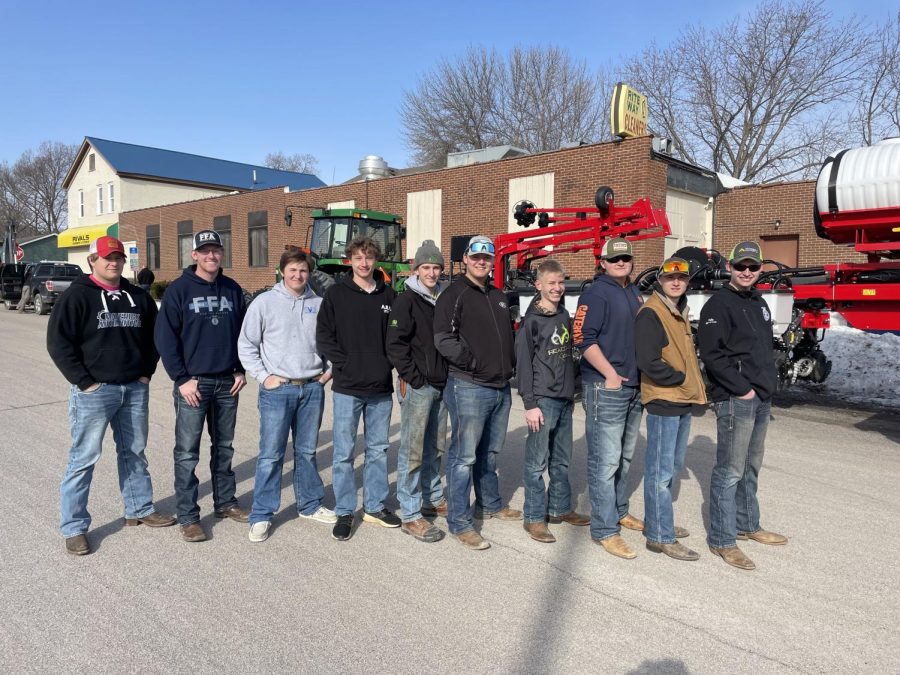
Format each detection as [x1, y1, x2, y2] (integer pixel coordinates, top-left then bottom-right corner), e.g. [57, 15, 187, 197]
[82, 137, 325, 191]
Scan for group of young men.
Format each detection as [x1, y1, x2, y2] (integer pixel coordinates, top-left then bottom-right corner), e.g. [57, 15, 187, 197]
[47, 228, 785, 570]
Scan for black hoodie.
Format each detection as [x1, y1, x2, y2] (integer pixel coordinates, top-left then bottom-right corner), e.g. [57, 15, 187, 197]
[515, 297, 578, 409]
[433, 275, 515, 388]
[386, 277, 448, 389]
[316, 274, 396, 396]
[698, 284, 777, 402]
[47, 275, 159, 390]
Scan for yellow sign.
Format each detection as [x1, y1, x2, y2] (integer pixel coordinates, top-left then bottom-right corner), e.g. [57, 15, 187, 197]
[862, 289, 876, 296]
[57, 223, 117, 248]
[611, 82, 649, 138]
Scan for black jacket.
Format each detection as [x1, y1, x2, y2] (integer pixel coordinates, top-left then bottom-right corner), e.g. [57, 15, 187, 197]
[316, 274, 396, 396]
[515, 297, 578, 408]
[698, 284, 777, 402]
[434, 275, 515, 388]
[47, 275, 159, 390]
[386, 278, 448, 389]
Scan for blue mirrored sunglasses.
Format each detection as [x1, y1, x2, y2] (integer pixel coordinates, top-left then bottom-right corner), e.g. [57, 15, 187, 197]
[467, 241, 495, 255]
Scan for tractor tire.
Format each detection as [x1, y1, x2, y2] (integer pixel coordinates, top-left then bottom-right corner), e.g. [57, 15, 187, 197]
[34, 294, 48, 315]
[594, 186, 614, 216]
[310, 269, 336, 296]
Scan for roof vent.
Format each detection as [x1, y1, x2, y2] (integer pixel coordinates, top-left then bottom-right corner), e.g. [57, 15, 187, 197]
[358, 155, 390, 180]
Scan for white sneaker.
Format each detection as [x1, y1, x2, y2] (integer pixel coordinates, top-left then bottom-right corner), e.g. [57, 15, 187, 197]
[299, 505, 337, 524]
[248, 521, 271, 543]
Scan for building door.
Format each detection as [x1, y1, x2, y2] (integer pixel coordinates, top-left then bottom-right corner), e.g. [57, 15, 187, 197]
[760, 235, 799, 270]
[664, 190, 712, 256]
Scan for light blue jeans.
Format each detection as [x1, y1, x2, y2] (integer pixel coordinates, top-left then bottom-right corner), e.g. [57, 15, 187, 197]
[443, 377, 511, 535]
[644, 413, 692, 544]
[331, 392, 392, 516]
[60, 381, 156, 537]
[397, 382, 446, 522]
[523, 397, 574, 523]
[583, 382, 643, 541]
[708, 396, 771, 548]
[250, 381, 326, 524]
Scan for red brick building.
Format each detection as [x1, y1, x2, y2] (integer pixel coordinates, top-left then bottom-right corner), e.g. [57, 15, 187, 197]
[118, 136, 854, 292]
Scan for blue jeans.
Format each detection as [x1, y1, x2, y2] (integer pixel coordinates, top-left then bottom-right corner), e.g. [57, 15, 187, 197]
[644, 413, 692, 544]
[172, 375, 240, 525]
[397, 382, 446, 522]
[443, 377, 511, 535]
[60, 381, 156, 537]
[250, 381, 326, 524]
[523, 397, 574, 523]
[583, 382, 643, 541]
[331, 392, 392, 516]
[708, 396, 771, 548]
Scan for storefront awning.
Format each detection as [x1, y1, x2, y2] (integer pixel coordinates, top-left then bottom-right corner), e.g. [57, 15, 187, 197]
[57, 223, 118, 248]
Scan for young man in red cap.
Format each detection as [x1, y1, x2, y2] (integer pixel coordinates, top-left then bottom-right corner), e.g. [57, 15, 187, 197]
[48, 236, 175, 555]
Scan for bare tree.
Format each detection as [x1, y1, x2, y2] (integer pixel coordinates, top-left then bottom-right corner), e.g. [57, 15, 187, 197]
[0, 141, 76, 239]
[851, 11, 900, 145]
[401, 46, 611, 168]
[623, 0, 868, 182]
[264, 151, 319, 175]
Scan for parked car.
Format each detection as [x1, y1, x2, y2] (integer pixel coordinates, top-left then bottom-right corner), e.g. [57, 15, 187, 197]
[23, 261, 83, 315]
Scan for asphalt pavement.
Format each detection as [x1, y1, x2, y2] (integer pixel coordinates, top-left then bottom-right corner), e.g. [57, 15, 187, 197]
[1, 310, 898, 674]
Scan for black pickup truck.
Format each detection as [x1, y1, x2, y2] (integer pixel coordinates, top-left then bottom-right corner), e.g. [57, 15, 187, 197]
[5, 261, 83, 314]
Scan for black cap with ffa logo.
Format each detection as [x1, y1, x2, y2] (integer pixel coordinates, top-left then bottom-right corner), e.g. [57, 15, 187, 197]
[193, 230, 223, 250]
[729, 240, 763, 263]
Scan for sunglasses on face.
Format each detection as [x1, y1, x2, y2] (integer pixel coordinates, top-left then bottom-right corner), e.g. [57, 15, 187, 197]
[606, 255, 633, 264]
[660, 260, 689, 275]
[732, 262, 761, 272]
[467, 241, 495, 256]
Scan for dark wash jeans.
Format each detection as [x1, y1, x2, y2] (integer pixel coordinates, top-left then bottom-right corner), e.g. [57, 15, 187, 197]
[523, 397, 574, 523]
[172, 375, 240, 525]
[583, 382, 643, 541]
[443, 377, 511, 535]
[708, 395, 771, 548]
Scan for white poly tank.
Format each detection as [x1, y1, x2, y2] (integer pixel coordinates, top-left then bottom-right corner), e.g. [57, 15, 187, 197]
[816, 137, 900, 216]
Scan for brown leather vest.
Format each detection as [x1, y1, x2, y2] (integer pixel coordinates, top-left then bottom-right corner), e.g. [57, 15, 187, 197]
[638, 292, 707, 405]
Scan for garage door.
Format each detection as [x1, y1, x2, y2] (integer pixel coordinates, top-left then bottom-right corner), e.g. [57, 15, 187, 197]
[664, 190, 712, 256]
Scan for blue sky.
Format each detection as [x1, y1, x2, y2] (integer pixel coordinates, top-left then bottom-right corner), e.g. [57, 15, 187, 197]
[0, 0, 895, 183]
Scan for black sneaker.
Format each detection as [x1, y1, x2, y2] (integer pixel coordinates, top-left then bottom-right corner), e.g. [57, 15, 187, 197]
[363, 509, 401, 528]
[332, 515, 354, 541]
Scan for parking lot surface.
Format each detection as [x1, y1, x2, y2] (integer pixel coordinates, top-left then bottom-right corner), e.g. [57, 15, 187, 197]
[1, 311, 898, 674]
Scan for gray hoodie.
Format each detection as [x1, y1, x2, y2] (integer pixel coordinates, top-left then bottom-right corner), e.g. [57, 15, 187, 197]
[238, 281, 328, 381]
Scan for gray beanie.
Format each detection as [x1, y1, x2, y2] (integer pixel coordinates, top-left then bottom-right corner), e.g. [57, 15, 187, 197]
[413, 239, 445, 269]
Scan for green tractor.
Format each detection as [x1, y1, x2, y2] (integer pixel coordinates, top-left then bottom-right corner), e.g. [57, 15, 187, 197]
[304, 207, 410, 293]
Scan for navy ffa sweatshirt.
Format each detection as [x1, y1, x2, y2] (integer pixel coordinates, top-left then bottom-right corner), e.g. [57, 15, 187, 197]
[316, 274, 396, 396]
[154, 266, 246, 386]
[573, 273, 643, 385]
[47, 275, 159, 390]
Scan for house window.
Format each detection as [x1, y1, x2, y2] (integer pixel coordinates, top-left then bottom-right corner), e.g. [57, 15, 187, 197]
[96, 185, 104, 215]
[108, 183, 115, 212]
[248, 210, 268, 267]
[146, 224, 160, 270]
[78, 190, 84, 218]
[89, 153, 95, 171]
[213, 215, 232, 268]
[177, 220, 193, 269]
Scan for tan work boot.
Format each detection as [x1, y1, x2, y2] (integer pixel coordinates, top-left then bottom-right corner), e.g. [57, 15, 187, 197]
[524, 521, 556, 543]
[475, 506, 523, 521]
[674, 526, 690, 538]
[646, 540, 700, 561]
[709, 545, 756, 570]
[547, 511, 590, 526]
[401, 518, 444, 543]
[454, 530, 490, 550]
[595, 534, 637, 559]
[737, 529, 788, 545]
[618, 514, 644, 531]
[180, 522, 207, 543]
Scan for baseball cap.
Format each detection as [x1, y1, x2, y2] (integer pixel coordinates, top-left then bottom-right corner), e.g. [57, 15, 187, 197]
[466, 235, 495, 257]
[729, 241, 763, 263]
[193, 230, 223, 250]
[91, 236, 125, 258]
[601, 237, 633, 259]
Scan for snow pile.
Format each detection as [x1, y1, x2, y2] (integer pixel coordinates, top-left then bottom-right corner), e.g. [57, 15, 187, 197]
[799, 326, 900, 409]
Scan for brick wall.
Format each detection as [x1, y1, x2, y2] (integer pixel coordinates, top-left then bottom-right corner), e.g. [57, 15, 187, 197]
[713, 181, 866, 267]
[119, 136, 669, 291]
